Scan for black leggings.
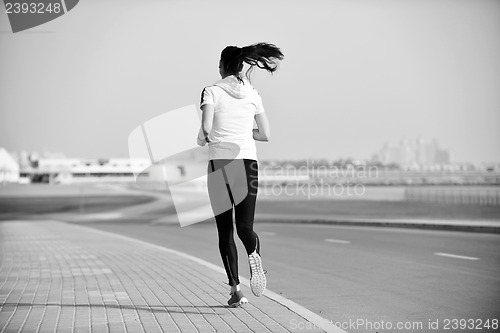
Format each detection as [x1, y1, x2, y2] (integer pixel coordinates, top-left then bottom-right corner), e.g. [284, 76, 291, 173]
[207, 159, 259, 286]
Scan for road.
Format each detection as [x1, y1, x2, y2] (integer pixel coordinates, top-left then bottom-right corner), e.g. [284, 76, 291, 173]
[83, 221, 500, 333]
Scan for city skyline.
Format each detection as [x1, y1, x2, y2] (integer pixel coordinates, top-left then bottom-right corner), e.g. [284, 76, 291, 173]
[0, 130, 495, 165]
[374, 135, 451, 166]
[2, 133, 490, 167]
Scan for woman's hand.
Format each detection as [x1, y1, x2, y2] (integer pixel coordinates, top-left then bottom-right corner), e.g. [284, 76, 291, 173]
[197, 126, 207, 146]
[197, 137, 207, 147]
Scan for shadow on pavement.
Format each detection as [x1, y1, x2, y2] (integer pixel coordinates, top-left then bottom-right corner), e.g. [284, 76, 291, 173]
[0, 302, 232, 314]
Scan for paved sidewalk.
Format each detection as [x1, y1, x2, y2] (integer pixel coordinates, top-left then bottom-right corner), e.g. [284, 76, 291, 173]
[0, 221, 341, 333]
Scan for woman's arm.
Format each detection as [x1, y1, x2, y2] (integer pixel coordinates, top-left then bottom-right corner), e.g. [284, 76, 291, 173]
[253, 112, 271, 142]
[197, 126, 207, 146]
[201, 104, 215, 140]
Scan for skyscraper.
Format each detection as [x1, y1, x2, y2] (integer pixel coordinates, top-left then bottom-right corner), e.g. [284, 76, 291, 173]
[375, 137, 450, 167]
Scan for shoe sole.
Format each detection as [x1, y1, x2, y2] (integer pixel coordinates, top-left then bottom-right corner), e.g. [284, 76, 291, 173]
[228, 297, 248, 308]
[249, 252, 266, 297]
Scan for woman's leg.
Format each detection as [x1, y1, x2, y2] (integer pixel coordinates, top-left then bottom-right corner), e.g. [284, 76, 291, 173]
[234, 159, 260, 255]
[207, 159, 240, 286]
[234, 159, 266, 296]
[215, 208, 240, 286]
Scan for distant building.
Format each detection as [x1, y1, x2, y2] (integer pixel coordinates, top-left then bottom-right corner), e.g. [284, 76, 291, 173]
[378, 142, 403, 165]
[15, 154, 208, 185]
[28, 157, 152, 183]
[375, 136, 450, 167]
[434, 149, 451, 165]
[0, 148, 20, 183]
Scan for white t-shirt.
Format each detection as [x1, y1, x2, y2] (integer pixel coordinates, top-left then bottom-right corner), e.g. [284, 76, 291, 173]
[200, 75, 265, 161]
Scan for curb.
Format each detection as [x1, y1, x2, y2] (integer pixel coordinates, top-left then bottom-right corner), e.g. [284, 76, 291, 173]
[68, 221, 348, 333]
[253, 215, 500, 234]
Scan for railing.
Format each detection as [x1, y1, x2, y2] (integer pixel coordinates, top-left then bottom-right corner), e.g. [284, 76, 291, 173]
[405, 186, 500, 206]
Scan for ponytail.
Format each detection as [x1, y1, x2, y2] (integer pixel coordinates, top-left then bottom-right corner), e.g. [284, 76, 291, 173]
[220, 42, 284, 82]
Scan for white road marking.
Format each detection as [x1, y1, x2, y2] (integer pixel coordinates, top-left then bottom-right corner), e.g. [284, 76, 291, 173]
[434, 252, 479, 260]
[261, 231, 276, 236]
[325, 239, 351, 244]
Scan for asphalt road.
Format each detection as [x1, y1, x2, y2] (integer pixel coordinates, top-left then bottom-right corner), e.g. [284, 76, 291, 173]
[83, 221, 500, 333]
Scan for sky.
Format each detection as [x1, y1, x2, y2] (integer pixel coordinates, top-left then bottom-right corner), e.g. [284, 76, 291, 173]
[1, 0, 499, 163]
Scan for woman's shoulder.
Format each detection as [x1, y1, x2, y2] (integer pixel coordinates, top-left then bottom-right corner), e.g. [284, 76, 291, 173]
[202, 84, 225, 94]
[201, 85, 224, 98]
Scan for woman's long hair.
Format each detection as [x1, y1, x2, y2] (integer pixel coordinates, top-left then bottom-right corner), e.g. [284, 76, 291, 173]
[220, 42, 284, 82]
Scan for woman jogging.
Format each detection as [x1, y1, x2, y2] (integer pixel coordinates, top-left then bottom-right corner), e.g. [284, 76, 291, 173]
[197, 42, 284, 307]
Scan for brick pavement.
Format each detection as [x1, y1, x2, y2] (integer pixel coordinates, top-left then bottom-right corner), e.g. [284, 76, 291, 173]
[0, 221, 340, 333]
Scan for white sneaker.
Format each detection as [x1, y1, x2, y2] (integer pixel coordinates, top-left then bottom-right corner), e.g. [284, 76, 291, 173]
[248, 251, 266, 296]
